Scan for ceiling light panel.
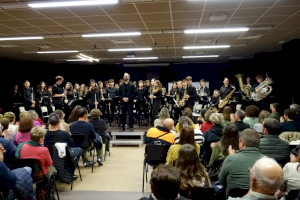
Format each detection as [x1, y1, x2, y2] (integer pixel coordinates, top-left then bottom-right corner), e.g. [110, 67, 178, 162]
[182, 55, 219, 58]
[37, 50, 79, 53]
[123, 57, 158, 60]
[28, 0, 119, 8]
[183, 45, 230, 49]
[108, 48, 152, 51]
[0, 37, 44, 41]
[184, 28, 249, 34]
[82, 32, 141, 37]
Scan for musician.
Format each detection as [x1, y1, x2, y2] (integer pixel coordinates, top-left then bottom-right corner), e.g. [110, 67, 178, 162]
[86, 79, 100, 112]
[220, 78, 232, 99]
[98, 81, 108, 120]
[35, 81, 51, 117]
[145, 80, 151, 91]
[118, 73, 135, 132]
[252, 75, 270, 111]
[12, 85, 22, 119]
[64, 82, 76, 119]
[174, 80, 183, 121]
[106, 79, 118, 125]
[246, 77, 252, 88]
[149, 80, 162, 123]
[210, 90, 221, 107]
[22, 80, 35, 111]
[169, 81, 177, 96]
[73, 83, 80, 101]
[135, 80, 149, 125]
[78, 84, 87, 107]
[184, 76, 197, 110]
[161, 87, 167, 107]
[197, 79, 211, 105]
[104, 81, 109, 89]
[52, 76, 65, 111]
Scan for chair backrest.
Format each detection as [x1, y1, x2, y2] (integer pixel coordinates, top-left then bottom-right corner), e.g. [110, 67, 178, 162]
[40, 106, 48, 114]
[145, 144, 170, 165]
[52, 106, 55, 112]
[71, 134, 91, 149]
[19, 106, 25, 112]
[180, 187, 216, 200]
[196, 104, 203, 111]
[236, 104, 242, 111]
[227, 188, 249, 198]
[14, 158, 45, 179]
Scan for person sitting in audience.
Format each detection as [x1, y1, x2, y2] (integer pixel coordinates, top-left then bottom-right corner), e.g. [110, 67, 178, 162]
[44, 113, 82, 162]
[140, 164, 190, 200]
[270, 103, 281, 122]
[28, 110, 44, 127]
[146, 118, 175, 146]
[222, 106, 234, 127]
[208, 123, 239, 181]
[70, 107, 103, 167]
[4, 112, 18, 134]
[218, 129, 263, 196]
[230, 110, 250, 132]
[253, 110, 270, 133]
[0, 118, 11, 139]
[67, 106, 81, 124]
[176, 144, 211, 199]
[228, 157, 284, 200]
[275, 148, 300, 198]
[175, 108, 195, 133]
[290, 104, 300, 124]
[17, 126, 57, 177]
[202, 113, 224, 165]
[280, 108, 300, 132]
[0, 122, 16, 169]
[167, 126, 200, 166]
[243, 105, 260, 128]
[9, 111, 28, 144]
[200, 110, 215, 133]
[197, 108, 207, 125]
[54, 109, 71, 135]
[259, 118, 290, 166]
[154, 107, 173, 130]
[175, 116, 204, 146]
[15, 117, 34, 146]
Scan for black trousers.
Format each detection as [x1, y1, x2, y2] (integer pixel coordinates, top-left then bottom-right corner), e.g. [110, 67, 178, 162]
[107, 99, 117, 123]
[121, 103, 134, 129]
[135, 100, 149, 120]
[100, 101, 107, 119]
[152, 101, 161, 121]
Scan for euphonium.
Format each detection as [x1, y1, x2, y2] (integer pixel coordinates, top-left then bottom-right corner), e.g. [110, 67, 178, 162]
[235, 74, 252, 100]
[252, 76, 273, 101]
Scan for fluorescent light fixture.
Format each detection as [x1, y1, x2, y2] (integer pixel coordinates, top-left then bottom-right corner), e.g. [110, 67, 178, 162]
[37, 50, 79, 54]
[67, 59, 89, 61]
[0, 36, 44, 41]
[82, 32, 141, 37]
[123, 57, 158, 60]
[28, 0, 118, 8]
[182, 55, 219, 58]
[77, 53, 99, 62]
[183, 45, 230, 49]
[108, 48, 152, 51]
[184, 28, 249, 34]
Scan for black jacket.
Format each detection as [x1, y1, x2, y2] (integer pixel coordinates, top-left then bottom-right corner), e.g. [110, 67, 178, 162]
[36, 89, 51, 106]
[186, 85, 197, 102]
[22, 87, 34, 105]
[44, 130, 74, 148]
[234, 121, 250, 132]
[280, 121, 300, 132]
[220, 85, 232, 99]
[118, 82, 136, 104]
[89, 118, 110, 143]
[210, 96, 221, 106]
[105, 87, 118, 99]
[87, 88, 100, 106]
[52, 83, 64, 106]
[203, 124, 223, 163]
[136, 88, 148, 101]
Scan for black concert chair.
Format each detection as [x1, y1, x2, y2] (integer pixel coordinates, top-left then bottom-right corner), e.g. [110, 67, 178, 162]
[104, 132, 112, 161]
[71, 134, 96, 173]
[142, 144, 170, 193]
[286, 190, 300, 200]
[180, 187, 216, 200]
[227, 188, 249, 198]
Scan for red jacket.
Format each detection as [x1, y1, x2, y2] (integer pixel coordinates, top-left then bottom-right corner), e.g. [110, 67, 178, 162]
[37, 117, 45, 125]
[200, 121, 213, 133]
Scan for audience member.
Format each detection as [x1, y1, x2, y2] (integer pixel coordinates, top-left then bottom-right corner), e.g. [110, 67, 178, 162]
[14, 117, 34, 146]
[28, 110, 42, 127]
[70, 107, 103, 167]
[243, 105, 260, 128]
[218, 129, 263, 196]
[67, 106, 81, 124]
[280, 108, 300, 132]
[230, 110, 250, 132]
[4, 112, 18, 134]
[54, 109, 71, 135]
[154, 107, 171, 128]
[140, 164, 190, 200]
[167, 126, 200, 166]
[290, 104, 300, 124]
[222, 106, 234, 127]
[270, 103, 281, 122]
[175, 108, 195, 133]
[176, 144, 211, 199]
[259, 118, 290, 166]
[146, 118, 175, 146]
[0, 118, 11, 139]
[253, 110, 270, 133]
[200, 110, 215, 133]
[174, 116, 204, 146]
[0, 124, 16, 169]
[17, 126, 57, 177]
[208, 123, 239, 180]
[228, 157, 283, 200]
[197, 108, 207, 125]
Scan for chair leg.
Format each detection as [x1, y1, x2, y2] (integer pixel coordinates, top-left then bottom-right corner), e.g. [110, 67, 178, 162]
[71, 180, 73, 190]
[146, 163, 148, 183]
[53, 178, 60, 200]
[92, 148, 95, 173]
[77, 162, 82, 181]
[142, 158, 146, 193]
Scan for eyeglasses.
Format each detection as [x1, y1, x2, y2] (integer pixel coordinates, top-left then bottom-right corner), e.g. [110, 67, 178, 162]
[248, 167, 254, 177]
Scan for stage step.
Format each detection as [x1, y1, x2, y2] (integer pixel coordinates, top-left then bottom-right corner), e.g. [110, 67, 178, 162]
[110, 132, 145, 147]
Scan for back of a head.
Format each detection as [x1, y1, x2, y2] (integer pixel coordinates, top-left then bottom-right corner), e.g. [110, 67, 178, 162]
[263, 118, 280, 135]
[223, 106, 233, 121]
[284, 108, 296, 120]
[200, 109, 208, 120]
[236, 110, 246, 121]
[158, 107, 170, 120]
[54, 109, 64, 119]
[28, 110, 38, 121]
[290, 104, 300, 114]
[271, 103, 280, 112]
[246, 105, 260, 118]
[209, 113, 223, 125]
[19, 117, 33, 133]
[162, 118, 174, 131]
[77, 107, 88, 118]
[90, 109, 101, 119]
[48, 113, 60, 126]
[239, 128, 260, 148]
[19, 111, 29, 120]
[30, 126, 46, 143]
[204, 110, 216, 122]
[68, 107, 81, 123]
[221, 123, 239, 156]
[4, 112, 15, 123]
[178, 116, 192, 133]
[150, 164, 181, 200]
[177, 144, 199, 166]
[179, 126, 195, 146]
[182, 108, 193, 120]
[258, 110, 271, 124]
[0, 118, 10, 131]
[251, 156, 283, 194]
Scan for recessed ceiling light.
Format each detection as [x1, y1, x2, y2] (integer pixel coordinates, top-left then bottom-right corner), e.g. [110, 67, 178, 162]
[200, 38, 212, 43]
[37, 50, 79, 53]
[123, 57, 158, 60]
[82, 32, 141, 37]
[0, 44, 20, 48]
[182, 55, 219, 58]
[0, 36, 44, 41]
[210, 13, 227, 21]
[183, 45, 230, 49]
[184, 28, 249, 34]
[28, 0, 119, 8]
[108, 48, 152, 51]
[77, 53, 99, 62]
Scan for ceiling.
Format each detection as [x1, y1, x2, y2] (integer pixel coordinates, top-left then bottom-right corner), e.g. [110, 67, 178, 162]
[0, 0, 299, 64]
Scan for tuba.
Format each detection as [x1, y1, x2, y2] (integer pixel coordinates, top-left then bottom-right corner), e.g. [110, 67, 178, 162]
[252, 76, 273, 101]
[235, 74, 252, 100]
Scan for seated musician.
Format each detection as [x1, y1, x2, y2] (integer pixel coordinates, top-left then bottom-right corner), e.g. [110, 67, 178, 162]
[198, 79, 211, 105]
[210, 90, 221, 108]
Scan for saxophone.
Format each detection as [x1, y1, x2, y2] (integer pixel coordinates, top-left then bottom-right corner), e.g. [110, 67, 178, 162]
[235, 74, 252, 100]
[180, 88, 188, 107]
[218, 86, 235, 109]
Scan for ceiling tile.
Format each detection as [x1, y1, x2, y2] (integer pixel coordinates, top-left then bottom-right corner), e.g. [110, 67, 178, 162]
[90, 23, 121, 31]
[200, 19, 228, 26]
[274, 0, 300, 7]
[0, 11, 16, 20]
[14, 27, 48, 34]
[141, 13, 171, 22]
[144, 21, 172, 29]
[117, 22, 145, 29]
[67, 7, 106, 16]
[0, 28, 25, 35]
[3, 9, 46, 20]
[239, 0, 278, 9]
[101, 4, 137, 15]
[172, 11, 202, 21]
[52, 17, 86, 26]
[227, 17, 260, 26]
[264, 6, 300, 16]
[23, 19, 58, 27]
[64, 24, 96, 33]
[255, 16, 290, 24]
[39, 26, 73, 34]
[78, 16, 113, 24]
[275, 22, 300, 29]
[205, 0, 241, 10]
[135, 2, 170, 13]
[233, 8, 269, 18]
[0, 20, 31, 28]
[284, 14, 300, 23]
[173, 20, 199, 29]
[110, 14, 142, 23]
[34, 8, 75, 18]
[171, 1, 205, 12]
[202, 10, 234, 20]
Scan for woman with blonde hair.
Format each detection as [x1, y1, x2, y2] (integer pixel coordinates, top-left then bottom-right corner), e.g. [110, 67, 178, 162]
[149, 80, 162, 123]
[4, 112, 18, 134]
[78, 84, 87, 107]
[154, 107, 170, 128]
[28, 110, 42, 127]
[253, 110, 271, 133]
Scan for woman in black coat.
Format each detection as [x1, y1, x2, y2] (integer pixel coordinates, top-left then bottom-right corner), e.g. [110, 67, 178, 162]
[149, 80, 162, 123]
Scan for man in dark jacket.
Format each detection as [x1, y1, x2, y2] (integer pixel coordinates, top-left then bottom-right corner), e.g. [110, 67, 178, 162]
[231, 110, 250, 132]
[22, 80, 35, 111]
[259, 118, 290, 166]
[280, 108, 300, 132]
